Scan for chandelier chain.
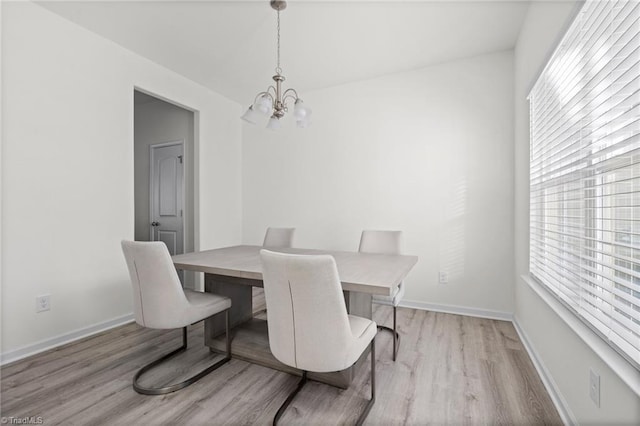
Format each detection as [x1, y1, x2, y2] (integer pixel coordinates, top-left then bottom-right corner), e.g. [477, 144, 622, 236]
[276, 10, 282, 74]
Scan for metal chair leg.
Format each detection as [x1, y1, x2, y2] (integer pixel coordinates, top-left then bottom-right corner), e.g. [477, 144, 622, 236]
[273, 341, 376, 426]
[393, 305, 397, 361]
[273, 371, 308, 425]
[377, 305, 400, 361]
[356, 339, 376, 426]
[133, 309, 232, 395]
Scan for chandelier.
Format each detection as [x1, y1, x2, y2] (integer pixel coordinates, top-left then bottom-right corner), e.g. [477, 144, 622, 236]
[241, 0, 312, 130]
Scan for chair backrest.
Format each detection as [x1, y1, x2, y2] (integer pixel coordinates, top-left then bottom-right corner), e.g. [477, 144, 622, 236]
[121, 240, 189, 329]
[263, 227, 295, 248]
[260, 249, 353, 372]
[359, 230, 403, 255]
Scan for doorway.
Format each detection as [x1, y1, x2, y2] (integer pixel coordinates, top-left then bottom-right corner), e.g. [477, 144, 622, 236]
[134, 90, 196, 288]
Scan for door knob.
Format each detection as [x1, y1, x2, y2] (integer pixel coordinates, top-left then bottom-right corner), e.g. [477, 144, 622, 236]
[151, 221, 160, 227]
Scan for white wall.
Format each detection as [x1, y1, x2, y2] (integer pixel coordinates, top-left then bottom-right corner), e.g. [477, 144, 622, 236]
[1, 2, 242, 358]
[514, 1, 640, 423]
[243, 51, 515, 316]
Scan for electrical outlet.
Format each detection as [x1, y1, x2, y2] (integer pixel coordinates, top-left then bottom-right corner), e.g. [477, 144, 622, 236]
[589, 369, 600, 407]
[36, 295, 50, 313]
[439, 271, 448, 284]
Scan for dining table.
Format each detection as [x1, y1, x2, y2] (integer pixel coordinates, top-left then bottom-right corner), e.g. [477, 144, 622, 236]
[172, 245, 418, 388]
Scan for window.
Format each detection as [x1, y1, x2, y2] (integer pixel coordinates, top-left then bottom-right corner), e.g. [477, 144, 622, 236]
[529, 0, 640, 366]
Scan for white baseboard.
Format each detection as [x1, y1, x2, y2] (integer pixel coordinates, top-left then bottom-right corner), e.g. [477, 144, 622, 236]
[0, 313, 135, 366]
[400, 299, 513, 321]
[512, 317, 576, 426]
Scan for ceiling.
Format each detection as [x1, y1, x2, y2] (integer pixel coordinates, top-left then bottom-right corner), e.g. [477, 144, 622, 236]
[38, 1, 531, 105]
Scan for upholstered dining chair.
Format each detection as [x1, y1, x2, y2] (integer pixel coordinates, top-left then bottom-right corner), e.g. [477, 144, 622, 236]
[263, 227, 295, 248]
[260, 249, 377, 426]
[121, 240, 232, 395]
[359, 230, 404, 361]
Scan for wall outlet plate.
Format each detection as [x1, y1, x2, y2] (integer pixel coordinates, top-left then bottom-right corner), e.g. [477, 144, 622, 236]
[589, 368, 600, 408]
[439, 271, 448, 284]
[36, 295, 50, 313]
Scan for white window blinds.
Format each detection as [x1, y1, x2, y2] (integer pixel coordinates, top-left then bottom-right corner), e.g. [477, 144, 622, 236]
[529, 0, 640, 366]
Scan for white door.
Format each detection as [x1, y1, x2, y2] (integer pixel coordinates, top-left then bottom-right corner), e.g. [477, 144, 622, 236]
[150, 142, 184, 258]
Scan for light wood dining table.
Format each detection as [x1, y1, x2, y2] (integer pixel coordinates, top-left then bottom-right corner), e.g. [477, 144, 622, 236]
[172, 245, 418, 388]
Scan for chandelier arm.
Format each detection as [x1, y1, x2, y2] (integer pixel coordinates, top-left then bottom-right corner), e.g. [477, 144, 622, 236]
[267, 86, 278, 98]
[253, 91, 275, 104]
[282, 94, 298, 106]
[281, 88, 299, 105]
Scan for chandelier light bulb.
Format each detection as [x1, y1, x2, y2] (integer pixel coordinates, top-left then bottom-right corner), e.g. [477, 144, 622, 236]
[241, 106, 261, 124]
[293, 99, 310, 120]
[254, 95, 273, 115]
[267, 116, 282, 130]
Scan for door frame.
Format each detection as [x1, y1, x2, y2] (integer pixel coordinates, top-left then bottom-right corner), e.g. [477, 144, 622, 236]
[149, 140, 186, 251]
[133, 86, 201, 289]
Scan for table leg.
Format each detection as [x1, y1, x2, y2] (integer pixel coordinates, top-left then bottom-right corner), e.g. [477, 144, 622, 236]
[204, 274, 255, 347]
[344, 290, 372, 319]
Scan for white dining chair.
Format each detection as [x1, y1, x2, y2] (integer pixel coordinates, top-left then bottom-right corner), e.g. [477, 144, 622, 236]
[263, 227, 295, 248]
[359, 230, 404, 361]
[260, 249, 377, 425]
[121, 240, 232, 395]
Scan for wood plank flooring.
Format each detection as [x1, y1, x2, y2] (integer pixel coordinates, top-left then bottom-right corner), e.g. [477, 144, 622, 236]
[1, 296, 561, 425]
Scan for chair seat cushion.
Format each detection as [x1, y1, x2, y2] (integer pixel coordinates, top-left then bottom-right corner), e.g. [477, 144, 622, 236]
[341, 315, 377, 370]
[349, 315, 376, 339]
[372, 282, 404, 307]
[180, 290, 231, 327]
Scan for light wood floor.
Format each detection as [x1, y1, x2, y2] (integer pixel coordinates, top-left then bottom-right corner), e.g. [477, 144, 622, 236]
[1, 295, 561, 425]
